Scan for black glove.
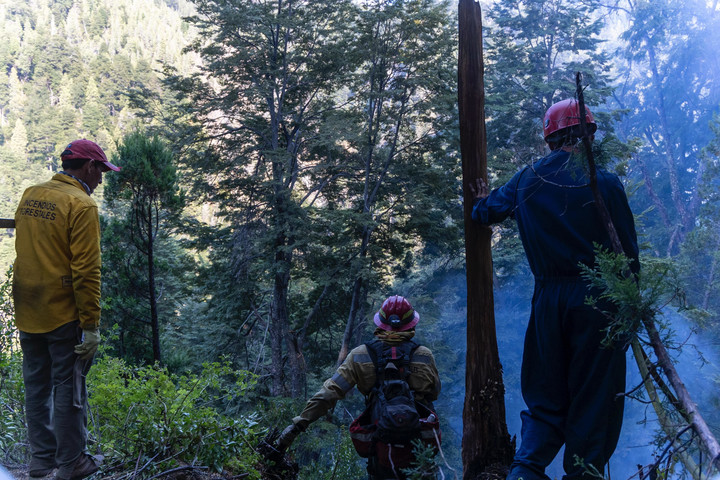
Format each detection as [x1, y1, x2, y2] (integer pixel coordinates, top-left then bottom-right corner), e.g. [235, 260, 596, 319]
[277, 423, 303, 451]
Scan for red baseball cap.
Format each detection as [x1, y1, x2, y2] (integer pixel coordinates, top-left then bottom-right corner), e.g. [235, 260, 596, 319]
[61, 139, 120, 172]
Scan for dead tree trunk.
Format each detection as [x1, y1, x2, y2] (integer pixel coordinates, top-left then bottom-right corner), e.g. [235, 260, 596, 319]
[458, 1, 515, 477]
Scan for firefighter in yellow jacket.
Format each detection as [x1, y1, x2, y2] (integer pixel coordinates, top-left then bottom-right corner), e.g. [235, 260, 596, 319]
[277, 295, 441, 479]
[13, 139, 119, 480]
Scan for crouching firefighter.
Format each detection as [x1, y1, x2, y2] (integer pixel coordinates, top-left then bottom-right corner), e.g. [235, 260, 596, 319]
[277, 295, 442, 480]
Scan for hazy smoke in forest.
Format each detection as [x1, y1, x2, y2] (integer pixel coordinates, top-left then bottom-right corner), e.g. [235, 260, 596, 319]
[434, 272, 720, 478]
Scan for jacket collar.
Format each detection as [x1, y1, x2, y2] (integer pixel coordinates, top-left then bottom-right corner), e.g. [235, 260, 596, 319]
[57, 171, 92, 195]
[373, 328, 416, 344]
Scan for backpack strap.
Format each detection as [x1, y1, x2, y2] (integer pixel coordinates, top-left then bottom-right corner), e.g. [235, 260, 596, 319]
[364, 339, 385, 387]
[393, 340, 419, 380]
[364, 339, 420, 386]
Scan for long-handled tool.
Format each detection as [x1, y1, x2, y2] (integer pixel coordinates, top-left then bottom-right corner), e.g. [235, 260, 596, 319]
[0, 219, 14, 229]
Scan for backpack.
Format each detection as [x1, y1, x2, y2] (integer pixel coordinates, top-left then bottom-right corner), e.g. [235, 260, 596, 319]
[349, 339, 441, 474]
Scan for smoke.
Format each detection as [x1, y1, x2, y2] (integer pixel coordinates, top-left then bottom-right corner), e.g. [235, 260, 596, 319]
[430, 270, 720, 478]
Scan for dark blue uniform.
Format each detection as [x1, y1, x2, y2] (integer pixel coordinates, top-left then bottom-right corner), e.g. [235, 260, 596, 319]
[473, 149, 638, 480]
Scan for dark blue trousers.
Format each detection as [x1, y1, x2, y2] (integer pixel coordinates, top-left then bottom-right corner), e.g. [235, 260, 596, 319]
[508, 279, 626, 480]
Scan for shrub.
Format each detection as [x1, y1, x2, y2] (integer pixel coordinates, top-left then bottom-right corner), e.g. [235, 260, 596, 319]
[295, 420, 366, 480]
[88, 357, 262, 478]
[0, 267, 27, 464]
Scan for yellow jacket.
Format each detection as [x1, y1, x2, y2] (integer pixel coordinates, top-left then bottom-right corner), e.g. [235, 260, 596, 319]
[13, 173, 101, 333]
[293, 337, 441, 429]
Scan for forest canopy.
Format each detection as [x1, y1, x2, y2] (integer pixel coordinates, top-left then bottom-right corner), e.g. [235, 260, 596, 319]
[1, 0, 720, 478]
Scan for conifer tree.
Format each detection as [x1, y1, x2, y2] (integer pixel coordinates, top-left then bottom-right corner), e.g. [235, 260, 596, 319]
[82, 77, 105, 136]
[8, 119, 27, 158]
[7, 68, 26, 124]
[103, 131, 184, 364]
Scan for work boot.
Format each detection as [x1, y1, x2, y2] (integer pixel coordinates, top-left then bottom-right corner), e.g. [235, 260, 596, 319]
[29, 467, 55, 478]
[29, 459, 56, 478]
[54, 454, 100, 480]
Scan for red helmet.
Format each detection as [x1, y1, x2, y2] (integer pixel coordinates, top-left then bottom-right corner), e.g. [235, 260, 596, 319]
[542, 99, 596, 141]
[373, 295, 420, 331]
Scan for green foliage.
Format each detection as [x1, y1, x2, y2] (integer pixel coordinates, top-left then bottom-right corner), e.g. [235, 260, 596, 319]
[482, 0, 636, 279]
[572, 454, 605, 480]
[580, 247, 689, 347]
[0, 267, 267, 477]
[0, 268, 26, 464]
[157, 0, 462, 401]
[485, 0, 617, 167]
[88, 356, 262, 477]
[101, 131, 186, 364]
[3, 0, 720, 475]
[0, 0, 197, 275]
[295, 421, 366, 480]
[674, 113, 720, 338]
[105, 131, 184, 211]
[401, 439, 441, 480]
[0, 267, 16, 349]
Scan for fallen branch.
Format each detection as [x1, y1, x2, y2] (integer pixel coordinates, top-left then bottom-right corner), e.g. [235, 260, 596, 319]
[146, 465, 209, 480]
[631, 341, 700, 479]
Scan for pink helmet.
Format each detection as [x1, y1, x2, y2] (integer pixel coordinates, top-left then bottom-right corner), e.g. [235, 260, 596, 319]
[543, 99, 596, 141]
[373, 295, 420, 331]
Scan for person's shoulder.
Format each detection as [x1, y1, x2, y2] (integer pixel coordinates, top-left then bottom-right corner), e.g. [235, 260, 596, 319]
[22, 177, 55, 194]
[513, 152, 555, 181]
[596, 168, 625, 188]
[596, 166, 621, 178]
[346, 343, 373, 364]
[350, 343, 370, 355]
[51, 176, 98, 207]
[411, 344, 435, 362]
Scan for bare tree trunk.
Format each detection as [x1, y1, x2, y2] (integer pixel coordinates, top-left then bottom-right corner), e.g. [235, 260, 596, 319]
[641, 314, 720, 469]
[147, 203, 161, 364]
[645, 41, 695, 242]
[270, 252, 288, 396]
[269, 183, 291, 395]
[285, 328, 306, 398]
[337, 276, 364, 366]
[269, 190, 305, 397]
[459, 1, 514, 477]
[702, 250, 718, 311]
[337, 227, 372, 366]
[631, 341, 701, 479]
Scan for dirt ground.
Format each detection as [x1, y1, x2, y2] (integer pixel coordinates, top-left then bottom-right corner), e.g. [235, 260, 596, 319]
[5, 466, 54, 480]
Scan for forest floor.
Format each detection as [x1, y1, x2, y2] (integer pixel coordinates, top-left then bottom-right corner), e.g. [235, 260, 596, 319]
[5, 465, 244, 480]
[5, 466, 51, 480]
[3, 442, 295, 480]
